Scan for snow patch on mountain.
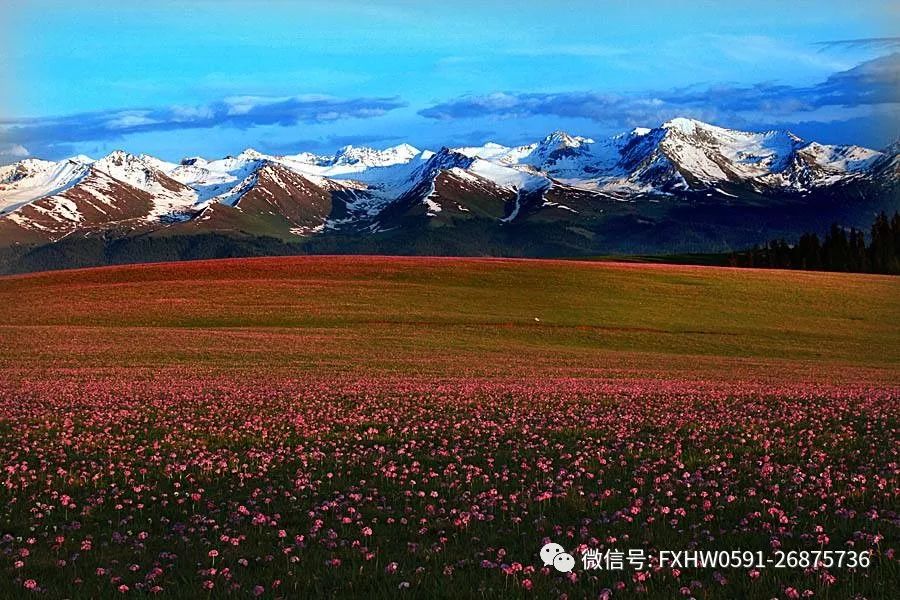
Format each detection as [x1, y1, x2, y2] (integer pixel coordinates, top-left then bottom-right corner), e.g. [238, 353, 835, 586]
[168, 154, 265, 203]
[280, 143, 421, 177]
[468, 159, 549, 193]
[92, 151, 199, 220]
[799, 143, 883, 172]
[0, 158, 92, 215]
[453, 142, 534, 164]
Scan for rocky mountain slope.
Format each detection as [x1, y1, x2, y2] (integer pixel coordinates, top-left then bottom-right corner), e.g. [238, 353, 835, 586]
[1, 118, 897, 257]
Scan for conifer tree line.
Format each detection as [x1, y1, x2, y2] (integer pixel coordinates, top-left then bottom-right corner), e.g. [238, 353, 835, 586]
[732, 212, 900, 274]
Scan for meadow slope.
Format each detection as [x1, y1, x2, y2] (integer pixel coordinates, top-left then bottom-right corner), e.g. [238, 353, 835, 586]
[0, 256, 898, 382]
[0, 257, 897, 599]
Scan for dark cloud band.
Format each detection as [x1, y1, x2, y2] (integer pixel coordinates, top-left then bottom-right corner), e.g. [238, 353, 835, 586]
[815, 37, 900, 52]
[0, 95, 407, 155]
[419, 54, 900, 125]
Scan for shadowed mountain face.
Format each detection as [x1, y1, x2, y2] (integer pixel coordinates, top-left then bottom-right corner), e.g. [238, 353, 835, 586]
[1, 118, 897, 266]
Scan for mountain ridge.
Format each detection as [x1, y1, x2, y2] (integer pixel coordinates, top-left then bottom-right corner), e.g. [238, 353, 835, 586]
[1, 118, 897, 258]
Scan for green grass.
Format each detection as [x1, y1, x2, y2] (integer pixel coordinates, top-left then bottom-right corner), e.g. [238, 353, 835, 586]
[0, 256, 897, 379]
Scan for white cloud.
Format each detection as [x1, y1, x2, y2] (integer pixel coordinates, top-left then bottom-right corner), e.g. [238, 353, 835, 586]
[0, 143, 29, 161]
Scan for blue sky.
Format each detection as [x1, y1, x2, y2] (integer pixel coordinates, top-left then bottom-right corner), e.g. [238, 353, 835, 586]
[0, 0, 898, 162]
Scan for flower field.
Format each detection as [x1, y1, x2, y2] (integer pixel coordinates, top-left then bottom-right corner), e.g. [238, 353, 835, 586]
[0, 257, 897, 598]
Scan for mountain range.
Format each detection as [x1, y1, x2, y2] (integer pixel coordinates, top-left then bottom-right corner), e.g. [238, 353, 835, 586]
[1, 118, 898, 269]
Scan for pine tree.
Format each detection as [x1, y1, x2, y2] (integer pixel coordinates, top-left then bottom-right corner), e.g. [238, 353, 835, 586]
[890, 212, 900, 274]
[823, 224, 850, 271]
[795, 233, 822, 270]
[746, 213, 900, 274]
[870, 212, 894, 273]
[848, 228, 868, 272]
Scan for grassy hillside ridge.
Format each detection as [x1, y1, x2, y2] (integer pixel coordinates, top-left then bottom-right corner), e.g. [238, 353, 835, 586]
[1, 256, 897, 381]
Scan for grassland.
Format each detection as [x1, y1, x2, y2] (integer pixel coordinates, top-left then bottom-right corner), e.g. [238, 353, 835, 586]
[0, 256, 897, 380]
[0, 257, 897, 599]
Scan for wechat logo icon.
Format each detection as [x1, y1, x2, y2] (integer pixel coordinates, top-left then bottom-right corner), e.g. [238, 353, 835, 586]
[540, 542, 576, 573]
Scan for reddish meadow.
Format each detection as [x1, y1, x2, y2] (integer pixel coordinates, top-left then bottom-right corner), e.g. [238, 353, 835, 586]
[0, 257, 897, 598]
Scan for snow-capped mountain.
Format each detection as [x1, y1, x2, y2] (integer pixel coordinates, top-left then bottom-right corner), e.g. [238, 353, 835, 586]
[280, 143, 422, 176]
[189, 161, 353, 236]
[1, 118, 897, 251]
[451, 118, 890, 196]
[90, 150, 199, 220]
[0, 151, 200, 242]
[607, 118, 882, 194]
[0, 157, 92, 216]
